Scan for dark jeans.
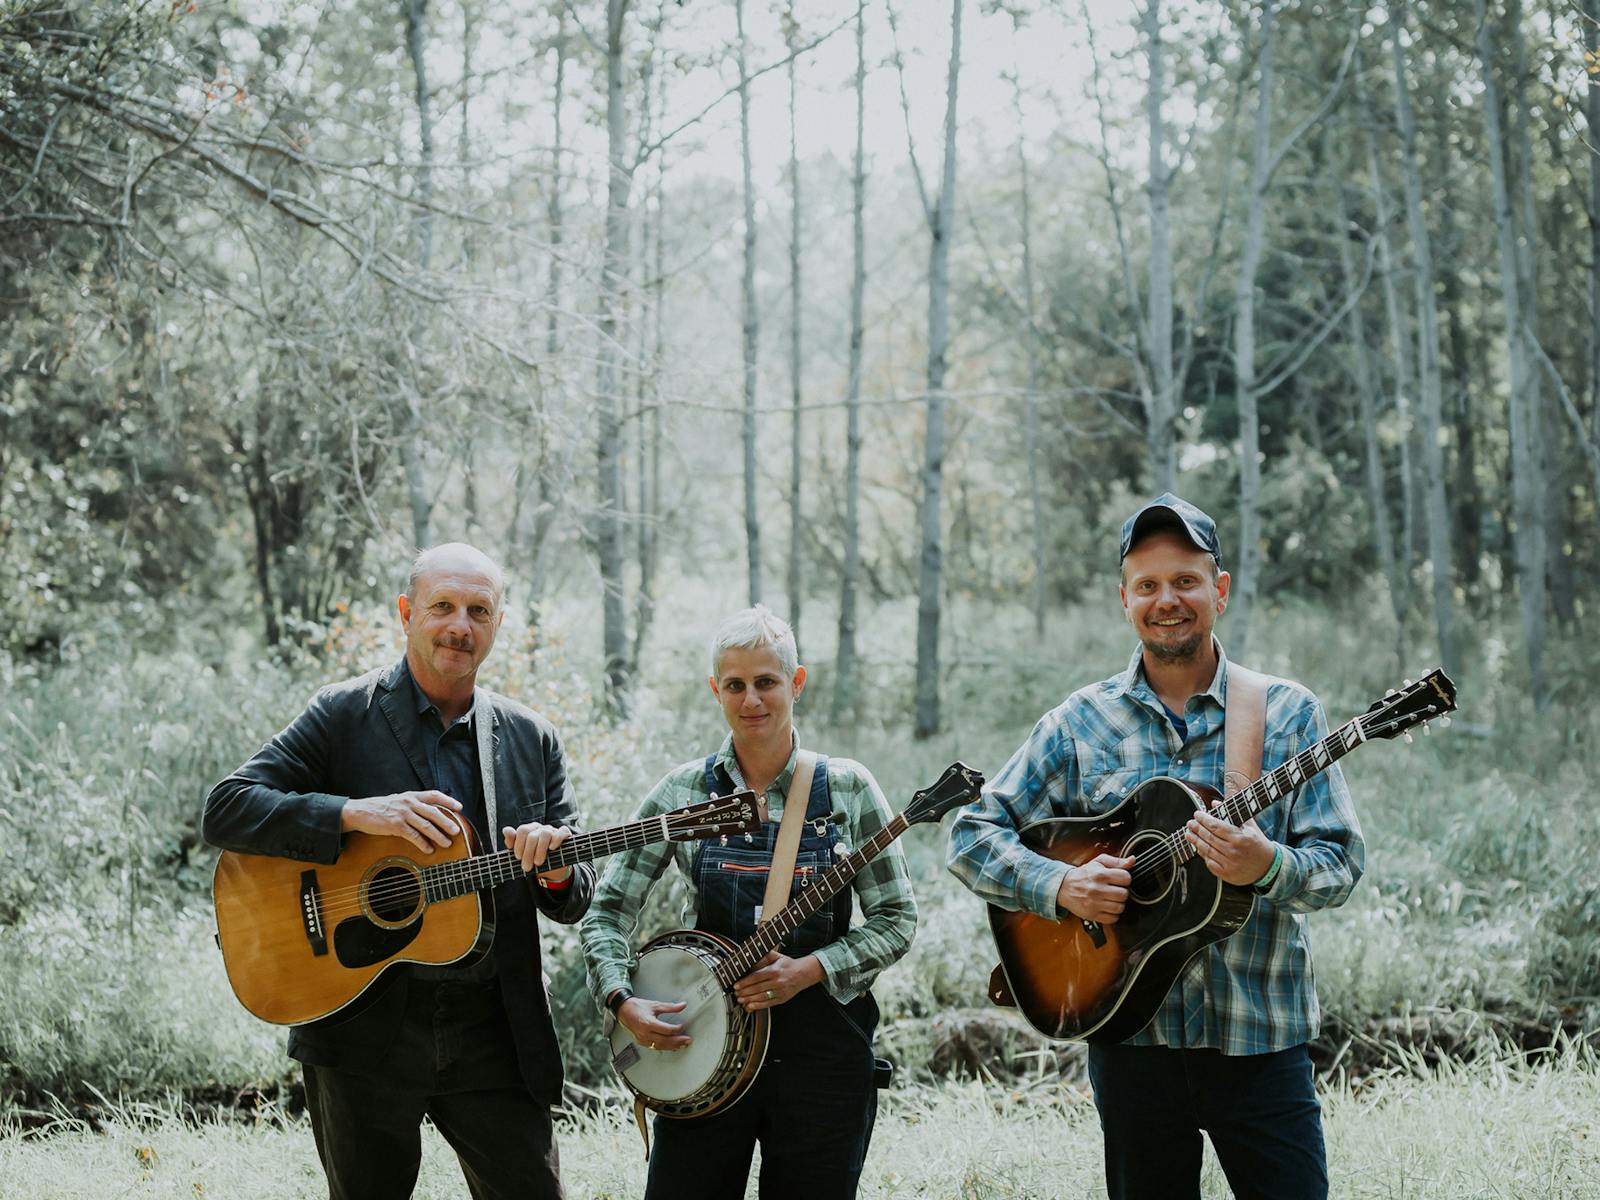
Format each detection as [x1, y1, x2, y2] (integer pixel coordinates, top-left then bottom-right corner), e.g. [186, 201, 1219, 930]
[643, 989, 878, 1200]
[302, 979, 563, 1200]
[1086, 1042, 1327, 1200]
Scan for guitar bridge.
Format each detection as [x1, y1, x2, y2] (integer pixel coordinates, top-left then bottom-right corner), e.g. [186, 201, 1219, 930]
[300, 870, 328, 957]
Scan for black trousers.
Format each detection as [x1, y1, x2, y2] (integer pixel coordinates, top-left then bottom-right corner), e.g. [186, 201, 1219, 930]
[643, 989, 879, 1200]
[302, 979, 563, 1200]
[1086, 1042, 1327, 1200]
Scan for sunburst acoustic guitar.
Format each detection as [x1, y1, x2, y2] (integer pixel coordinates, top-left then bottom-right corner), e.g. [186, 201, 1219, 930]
[986, 670, 1456, 1043]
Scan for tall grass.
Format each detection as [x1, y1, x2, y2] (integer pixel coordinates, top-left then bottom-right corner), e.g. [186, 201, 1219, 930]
[2, 581, 1597, 1107]
[5, 1048, 1598, 1198]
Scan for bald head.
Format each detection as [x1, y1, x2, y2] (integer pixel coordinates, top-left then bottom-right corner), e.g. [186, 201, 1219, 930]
[407, 542, 506, 611]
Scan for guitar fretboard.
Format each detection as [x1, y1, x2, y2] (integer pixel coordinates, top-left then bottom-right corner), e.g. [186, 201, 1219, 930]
[1159, 713, 1369, 871]
[420, 812, 704, 903]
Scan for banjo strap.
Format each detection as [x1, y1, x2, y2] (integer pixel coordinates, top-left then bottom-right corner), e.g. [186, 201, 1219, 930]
[760, 751, 817, 922]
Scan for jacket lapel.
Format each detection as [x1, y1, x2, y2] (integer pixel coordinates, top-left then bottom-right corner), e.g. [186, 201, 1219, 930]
[376, 658, 432, 789]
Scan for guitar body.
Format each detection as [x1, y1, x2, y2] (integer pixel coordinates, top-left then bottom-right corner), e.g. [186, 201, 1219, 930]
[987, 776, 1254, 1043]
[213, 827, 490, 1026]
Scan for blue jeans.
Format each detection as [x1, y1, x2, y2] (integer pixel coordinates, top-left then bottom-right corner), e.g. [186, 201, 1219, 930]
[1086, 1042, 1327, 1200]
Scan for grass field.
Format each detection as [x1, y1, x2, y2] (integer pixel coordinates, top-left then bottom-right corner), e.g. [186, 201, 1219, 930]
[4, 584, 1599, 1196]
[4, 1050, 1598, 1199]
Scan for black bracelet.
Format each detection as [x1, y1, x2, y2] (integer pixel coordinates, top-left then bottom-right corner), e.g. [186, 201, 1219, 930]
[606, 988, 633, 1015]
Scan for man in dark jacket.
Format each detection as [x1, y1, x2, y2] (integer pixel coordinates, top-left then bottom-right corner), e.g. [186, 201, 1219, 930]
[205, 542, 595, 1200]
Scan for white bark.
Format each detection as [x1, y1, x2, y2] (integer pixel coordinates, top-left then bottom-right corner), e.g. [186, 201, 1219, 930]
[737, 0, 763, 605]
[833, 0, 868, 723]
[1390, 0, 1459, 680]
[913, 0, 962, 739]
[1477, 0, 1546, 708]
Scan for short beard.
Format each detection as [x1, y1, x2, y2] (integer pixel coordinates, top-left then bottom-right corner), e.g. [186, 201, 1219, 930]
[1143, 631, 1204, 663]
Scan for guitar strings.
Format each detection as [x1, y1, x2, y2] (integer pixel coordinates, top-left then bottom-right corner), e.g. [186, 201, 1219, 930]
[1123, 715, 1367, 888]
[301, 808, 743, 912]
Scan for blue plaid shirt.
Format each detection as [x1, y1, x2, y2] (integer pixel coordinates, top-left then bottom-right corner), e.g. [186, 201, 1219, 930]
[946, 642, 1364, 1054]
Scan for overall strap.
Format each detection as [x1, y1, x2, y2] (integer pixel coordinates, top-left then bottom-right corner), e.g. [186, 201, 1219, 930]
[761, 750, 816, 921]
[1223, 663, 1269, 798]
[703, 753, 738, 798]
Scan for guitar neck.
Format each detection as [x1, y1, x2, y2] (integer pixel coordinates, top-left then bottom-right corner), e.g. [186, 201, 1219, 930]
[714, 814, 910, 988]
[1216, 713, 1367, 829]
[421, 815, 676, 903]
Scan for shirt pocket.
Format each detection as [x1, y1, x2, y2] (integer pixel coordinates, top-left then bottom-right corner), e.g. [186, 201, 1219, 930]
[1077, 751, 1142, 814]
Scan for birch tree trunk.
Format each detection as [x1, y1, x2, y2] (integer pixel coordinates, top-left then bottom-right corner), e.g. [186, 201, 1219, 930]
[634, 14, 667, 670]
[596, 0, 635, 712]
[737, 0, 763, 605]
[1507, 0, 1568, 623]
[1230, 0, 1276, 664]
[547, 7, 567, 364]
[785, 11, 804, 641]
[1587, 0, 1600, 456]
[401, 0, 435, 548]
[1333, 173, 1403, 628]
[913, 0, 962, 739]
[1356, 54, 1417, 589]
[1476, 0, 1547, 708]
[1014, 75, 1045, 638]
[1143, 0, 1177, 493]
[1389, 0, 1459, 680]
[832, 0, 868, 723]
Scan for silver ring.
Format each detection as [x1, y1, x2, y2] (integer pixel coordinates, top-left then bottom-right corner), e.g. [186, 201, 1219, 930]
[766, 989, 775, 1001]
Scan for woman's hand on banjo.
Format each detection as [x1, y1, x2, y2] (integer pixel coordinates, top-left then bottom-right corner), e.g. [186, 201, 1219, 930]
[733, 950, 825, 1013]
[618, 997, 693, 1052]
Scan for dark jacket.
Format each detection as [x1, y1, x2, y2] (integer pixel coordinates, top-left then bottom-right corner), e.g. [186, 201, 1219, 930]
[203, 657, 595, 1104]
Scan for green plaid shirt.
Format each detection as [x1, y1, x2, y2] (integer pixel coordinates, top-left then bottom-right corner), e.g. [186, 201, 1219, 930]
[947, 643, 1364, 1054]
[581, 733, 918, 1010]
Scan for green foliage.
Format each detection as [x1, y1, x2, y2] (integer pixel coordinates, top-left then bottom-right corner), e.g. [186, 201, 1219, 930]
[4, 586, 1600, 1106]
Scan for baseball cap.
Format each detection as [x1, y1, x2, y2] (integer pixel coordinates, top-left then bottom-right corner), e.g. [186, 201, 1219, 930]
[1119, 492, 1224, 567]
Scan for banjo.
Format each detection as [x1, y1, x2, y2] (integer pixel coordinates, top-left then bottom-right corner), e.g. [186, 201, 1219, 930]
[609, 761, 984, 1119]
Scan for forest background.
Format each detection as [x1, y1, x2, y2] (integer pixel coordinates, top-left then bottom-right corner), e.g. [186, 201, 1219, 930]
[2, 0, 1599, 1194]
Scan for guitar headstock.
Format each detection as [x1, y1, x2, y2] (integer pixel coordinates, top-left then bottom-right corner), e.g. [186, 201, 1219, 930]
[904, 761, 985, 826]
[668, 790, 763, 840]
[1361, 669, 1458, 741]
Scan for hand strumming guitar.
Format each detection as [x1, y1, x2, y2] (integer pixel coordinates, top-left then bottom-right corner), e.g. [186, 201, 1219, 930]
[1056, 853, 1136, 924]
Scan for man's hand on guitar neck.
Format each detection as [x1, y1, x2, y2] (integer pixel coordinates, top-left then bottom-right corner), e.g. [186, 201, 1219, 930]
[341, 790, 463, 853]
[1185, 806, 1276, 887]
[1057, 854, 1136, 925]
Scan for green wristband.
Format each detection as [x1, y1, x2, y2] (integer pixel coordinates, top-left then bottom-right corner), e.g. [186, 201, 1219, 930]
[1253, 845, 1283, 892]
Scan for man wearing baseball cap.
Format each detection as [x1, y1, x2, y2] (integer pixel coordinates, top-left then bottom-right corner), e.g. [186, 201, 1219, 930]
[947, 492, 1363, 1200]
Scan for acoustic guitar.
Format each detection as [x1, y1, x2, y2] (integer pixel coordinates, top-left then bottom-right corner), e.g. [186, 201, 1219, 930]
[214, 792, 761, 1026]
[986, 670, 1456, 1043]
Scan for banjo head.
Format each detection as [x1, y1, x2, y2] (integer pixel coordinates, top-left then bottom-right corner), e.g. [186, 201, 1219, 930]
[610, 938, 732, 1103]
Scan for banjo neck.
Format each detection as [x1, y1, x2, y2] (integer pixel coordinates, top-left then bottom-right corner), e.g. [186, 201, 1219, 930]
[711, 814, 911, 990]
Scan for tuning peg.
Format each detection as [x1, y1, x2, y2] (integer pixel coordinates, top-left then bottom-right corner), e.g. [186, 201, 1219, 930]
[1387, 689, 1398, 697]
[1421, 723, 1431, 736]
[1402, 732, 1413, 744]
[1439, 715, 1452, 728]
[1404, 678, 1413, 687]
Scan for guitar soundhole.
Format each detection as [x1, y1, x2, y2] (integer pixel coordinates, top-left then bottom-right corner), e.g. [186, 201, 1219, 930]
[362, 859, 425, 929]
[1123, 829, 1175, 905]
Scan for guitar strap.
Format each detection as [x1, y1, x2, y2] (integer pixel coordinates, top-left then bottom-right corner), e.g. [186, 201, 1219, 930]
[1223, 663, 1269, 797]
[760, 750, 817, 923]
[474, 690, 498, 844]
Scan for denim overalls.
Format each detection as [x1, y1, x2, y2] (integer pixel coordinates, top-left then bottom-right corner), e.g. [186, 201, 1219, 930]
[642, 754, 882, 1200]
